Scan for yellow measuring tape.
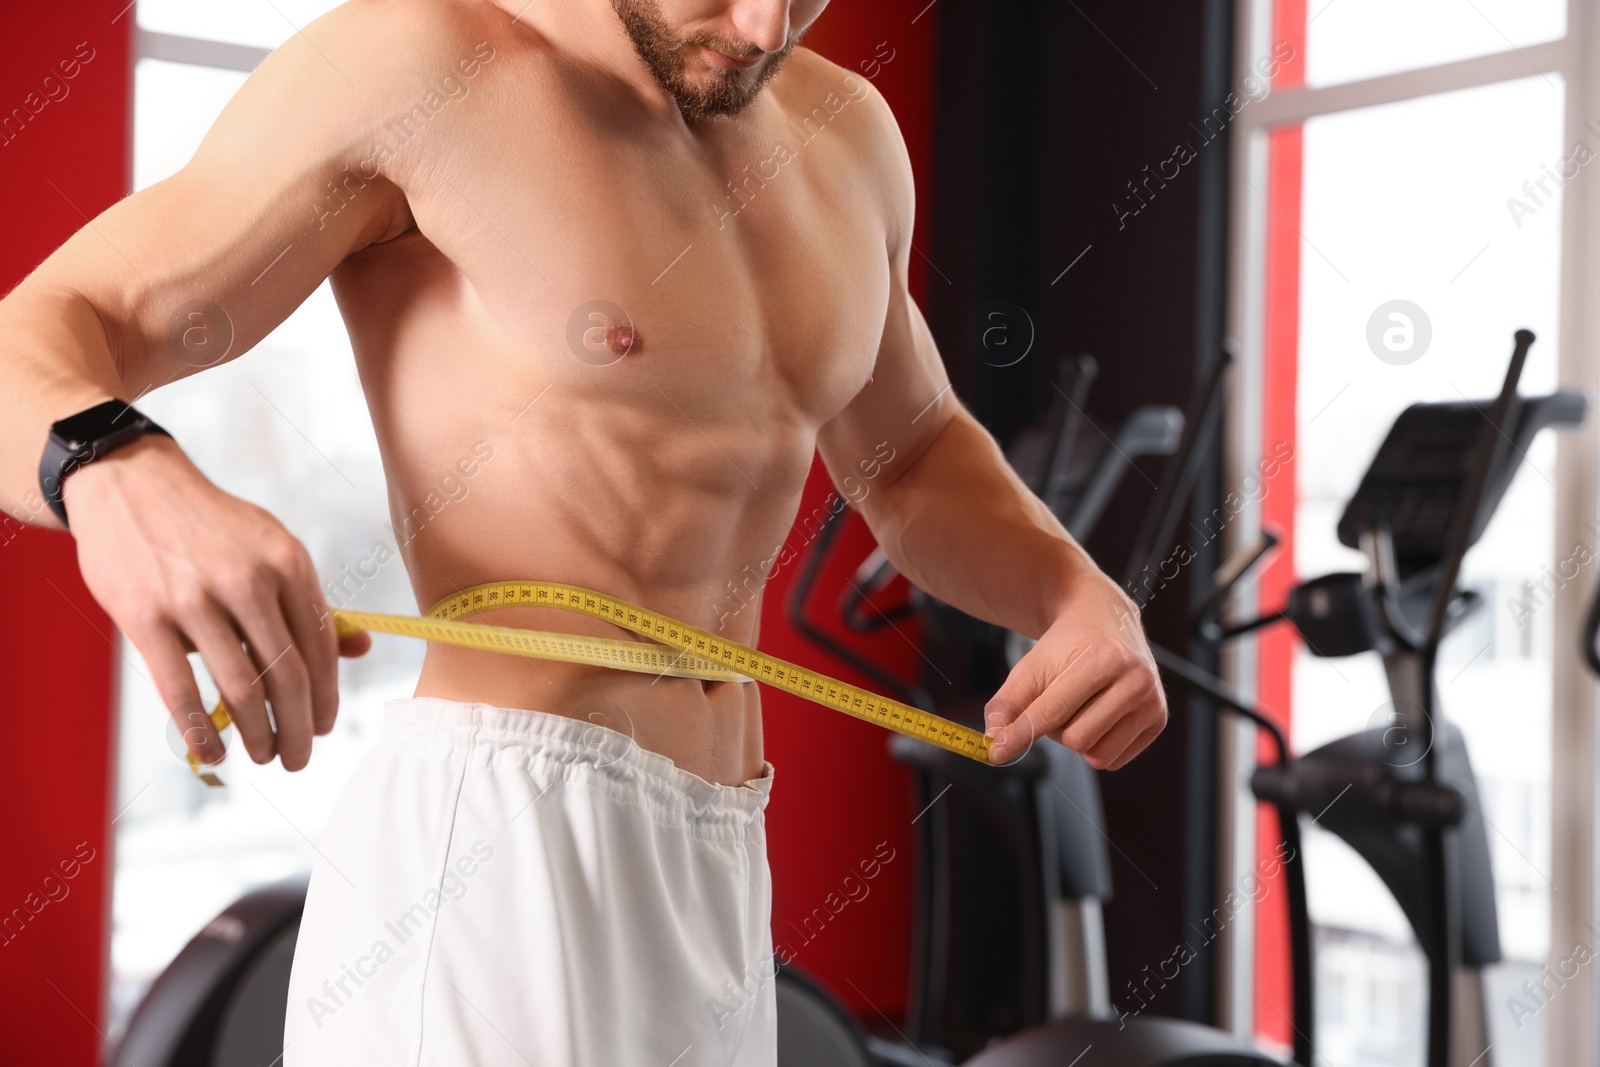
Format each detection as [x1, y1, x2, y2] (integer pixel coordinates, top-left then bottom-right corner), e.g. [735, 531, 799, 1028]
[186, 579, 993, 784]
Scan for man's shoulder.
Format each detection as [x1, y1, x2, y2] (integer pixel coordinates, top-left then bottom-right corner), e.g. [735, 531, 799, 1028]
[775, 47, 879, 117]
[262, 0, 529, 186]
[310, 0, 504, 49]
[773, 49, 907, 163]
[774, 47, 914, 234]
[781, 45, 854, 86]
[291, 0, 518, 89]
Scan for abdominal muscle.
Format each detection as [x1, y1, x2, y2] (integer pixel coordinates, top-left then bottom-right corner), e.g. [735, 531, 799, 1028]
[387, 415, 798, 790]
[411, 610, 766, 789]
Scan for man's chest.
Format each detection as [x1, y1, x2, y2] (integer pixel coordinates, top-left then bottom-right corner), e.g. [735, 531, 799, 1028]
[395, 110, 894, 430]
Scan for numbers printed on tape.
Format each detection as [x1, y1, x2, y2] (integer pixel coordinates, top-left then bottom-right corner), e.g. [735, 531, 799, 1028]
[187, 579, 993, 785]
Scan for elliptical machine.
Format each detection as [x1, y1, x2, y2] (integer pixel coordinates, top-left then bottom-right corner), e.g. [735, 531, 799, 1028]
[789, 352, 1296, 1065]
[791, 329, 1586, 1067]
[1146, 329, 1586, 1067]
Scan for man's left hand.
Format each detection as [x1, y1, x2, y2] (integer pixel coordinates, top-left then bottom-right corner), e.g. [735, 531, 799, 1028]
[984, 573, 1168, 769]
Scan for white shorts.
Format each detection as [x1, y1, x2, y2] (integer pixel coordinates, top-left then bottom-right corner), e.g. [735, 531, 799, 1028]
[283, 696, 778, 1067]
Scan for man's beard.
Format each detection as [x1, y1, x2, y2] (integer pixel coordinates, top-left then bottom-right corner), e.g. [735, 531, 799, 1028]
[610, 0, 798, 122]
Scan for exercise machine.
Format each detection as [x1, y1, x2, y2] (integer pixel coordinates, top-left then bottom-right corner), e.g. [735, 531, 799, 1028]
[791, 330, 1585, 1067]
[1148, 330, 1585, 1067]
[118, 875, 305, 1066]
[787, 352, 1289, 1065]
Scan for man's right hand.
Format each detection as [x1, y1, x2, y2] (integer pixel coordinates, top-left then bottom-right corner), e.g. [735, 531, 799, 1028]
[64, 431, 371, 773]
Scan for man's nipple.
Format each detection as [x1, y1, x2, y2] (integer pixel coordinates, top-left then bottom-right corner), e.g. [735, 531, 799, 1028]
[607, 325, 639, 356]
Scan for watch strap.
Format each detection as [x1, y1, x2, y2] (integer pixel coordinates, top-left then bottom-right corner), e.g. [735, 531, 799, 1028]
[39, 400, 172, 528]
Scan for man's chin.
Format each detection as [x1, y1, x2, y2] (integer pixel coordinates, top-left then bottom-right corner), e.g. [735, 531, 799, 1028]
[678, 96, 757, 122]
[674, 76, 762, 120]
[676, 57, 789, 120]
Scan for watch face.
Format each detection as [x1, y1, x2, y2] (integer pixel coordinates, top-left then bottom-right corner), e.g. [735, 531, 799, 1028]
[53, 400, 141, 447]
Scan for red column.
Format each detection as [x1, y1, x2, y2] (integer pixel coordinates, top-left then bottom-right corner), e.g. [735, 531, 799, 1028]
[1254, 0, 1307, 1048]
[0, 4, 132, 1063]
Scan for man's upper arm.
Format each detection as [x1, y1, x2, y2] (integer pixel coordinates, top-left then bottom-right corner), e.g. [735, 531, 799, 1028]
[814, 81, 958, 510]
[24, 0, 480, 391]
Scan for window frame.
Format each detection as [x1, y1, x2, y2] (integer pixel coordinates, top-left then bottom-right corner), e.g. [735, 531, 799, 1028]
[1221, 0, 1600, 1060]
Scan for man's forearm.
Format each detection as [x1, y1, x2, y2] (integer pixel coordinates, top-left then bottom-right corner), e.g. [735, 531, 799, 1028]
[0, 282, 129, 527]
[864, 407, 1108, 641]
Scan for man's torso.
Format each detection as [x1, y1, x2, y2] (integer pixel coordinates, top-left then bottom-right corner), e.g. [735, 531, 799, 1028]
[328, 14, 894, 784]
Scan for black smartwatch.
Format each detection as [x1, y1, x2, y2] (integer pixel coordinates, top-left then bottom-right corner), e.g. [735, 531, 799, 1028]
[39, 399, 172, 527]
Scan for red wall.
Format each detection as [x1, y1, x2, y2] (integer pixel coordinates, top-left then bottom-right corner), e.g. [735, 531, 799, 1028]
[0, 4, 132, 1063]
[761, 1, 940, 1020]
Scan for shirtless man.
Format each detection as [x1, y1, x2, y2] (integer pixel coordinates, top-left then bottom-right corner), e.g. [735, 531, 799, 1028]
[0, 0, 1167, 1062]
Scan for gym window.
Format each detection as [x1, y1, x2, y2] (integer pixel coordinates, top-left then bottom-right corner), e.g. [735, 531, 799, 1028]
[1224, 0, 1596, 1063]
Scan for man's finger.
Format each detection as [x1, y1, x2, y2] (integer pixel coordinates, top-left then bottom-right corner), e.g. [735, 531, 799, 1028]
[987, 638, 1089, 716]
[1080, 698, 1155, 770]
[984, 696, 1027, 763]
[284, 586, 340, 739]
[1003, 681, 1111, 764]
[986, 643, 1105, 758]
[137, 624, 226, 765]
[338, 630, 372, 658]
[183, 602, 277, 765]
[235, 602, 314, 772]
[1056, 673, 1148, 755]
[1108, 721, 1165, 771]
[991, 656, 1118, 763]
[986, 708, 1041, 766]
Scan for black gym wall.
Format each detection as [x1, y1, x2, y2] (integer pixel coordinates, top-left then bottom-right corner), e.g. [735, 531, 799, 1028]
[925, 0, 1236, 1028]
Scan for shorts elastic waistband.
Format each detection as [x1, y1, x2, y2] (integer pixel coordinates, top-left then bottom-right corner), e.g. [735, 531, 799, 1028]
[381, 696, 774, 833]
